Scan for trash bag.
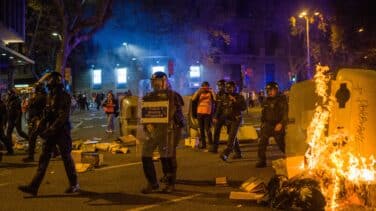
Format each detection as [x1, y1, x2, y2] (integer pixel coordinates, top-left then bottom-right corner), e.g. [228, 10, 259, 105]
[267, 175, 326, 211]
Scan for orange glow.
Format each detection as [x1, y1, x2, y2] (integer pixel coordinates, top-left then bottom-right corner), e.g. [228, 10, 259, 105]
[304, 65, 376, 210]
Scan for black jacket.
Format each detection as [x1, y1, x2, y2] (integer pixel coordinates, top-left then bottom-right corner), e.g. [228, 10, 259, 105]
[214, 93, 247, 120]
[40, 89, 72, 138]
[28, 92, 47, 119]
[261, 94, 288, 126]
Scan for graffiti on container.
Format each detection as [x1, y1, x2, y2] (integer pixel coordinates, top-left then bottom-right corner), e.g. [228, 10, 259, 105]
[355, 99, 368, 143]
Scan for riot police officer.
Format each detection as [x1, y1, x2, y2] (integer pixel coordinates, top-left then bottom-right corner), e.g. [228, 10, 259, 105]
[141, 71, 185, 194]
[256, 81, 288, 168]
[18, 72, 79, 196]
[210, 79, 226, 153]
[0, 97, 9, 157]
[5, 88, 29, 154]
[215, 81, 247, 161]
[22, 83, 47, 162]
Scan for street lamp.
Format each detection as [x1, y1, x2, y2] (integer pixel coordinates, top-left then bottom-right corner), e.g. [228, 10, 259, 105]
[51, 32, 62, 40]
[298, 11, 320, 79]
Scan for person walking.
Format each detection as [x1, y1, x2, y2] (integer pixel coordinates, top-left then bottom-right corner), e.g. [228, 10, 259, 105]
[255, 82, 288, 168]
[191, 81, 215, 149]
[210, 79, 226, 153]
[18, 72, 79, 196]
[22, 83, 47, 162]
[0, 97, 10, 155]
[215, 81, 247, 161]
[141, 71, 185, 194]
[102, 91, 118, 133]
[5, 88, 29, 155]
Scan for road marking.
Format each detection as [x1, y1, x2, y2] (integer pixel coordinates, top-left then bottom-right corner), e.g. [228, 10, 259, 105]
[95, 162, 142, 171]
[128, 193, 201, 211]
[0, 183, 10, 187]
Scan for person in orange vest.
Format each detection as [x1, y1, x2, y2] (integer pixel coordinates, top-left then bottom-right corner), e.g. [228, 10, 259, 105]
[192, 81, 216, 149]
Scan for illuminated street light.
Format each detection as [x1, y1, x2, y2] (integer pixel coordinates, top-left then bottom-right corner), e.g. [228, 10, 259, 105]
[51, 32, 62, 40]
[358, 28, 364, 33]
[298, 10, 321, 79]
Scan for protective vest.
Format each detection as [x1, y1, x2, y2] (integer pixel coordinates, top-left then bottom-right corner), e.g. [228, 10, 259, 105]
[197, 92, 213, 115]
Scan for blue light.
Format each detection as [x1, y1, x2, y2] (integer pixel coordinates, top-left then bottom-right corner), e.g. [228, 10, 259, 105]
[92, 69, 102, 84]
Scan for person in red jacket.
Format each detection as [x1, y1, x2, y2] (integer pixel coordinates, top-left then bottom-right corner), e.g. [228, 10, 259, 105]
[102, 91, 118, 133]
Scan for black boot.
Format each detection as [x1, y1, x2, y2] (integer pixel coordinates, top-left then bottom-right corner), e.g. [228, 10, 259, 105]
[255, 161, 266, 168]
[141, 183, 159, 194]
[18, 185, 38, 196]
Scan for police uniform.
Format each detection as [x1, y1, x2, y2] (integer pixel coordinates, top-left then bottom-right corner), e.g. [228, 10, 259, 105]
[23, 84, 47, 162]
[0, 98, 10, 154]
[256, 82, 288, 168]
[216, 81, 247, 161]
[6, 90, 29, 154]
[141, 72, 184, 194]
[211, 80, 227, 153]
[18, 72, 79, 196]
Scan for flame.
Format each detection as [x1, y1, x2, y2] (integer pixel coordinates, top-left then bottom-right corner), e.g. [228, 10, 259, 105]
[303, 65, 376, 210]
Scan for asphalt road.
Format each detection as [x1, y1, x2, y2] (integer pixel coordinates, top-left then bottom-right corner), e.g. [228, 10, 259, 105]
[0, 108, 282, 211]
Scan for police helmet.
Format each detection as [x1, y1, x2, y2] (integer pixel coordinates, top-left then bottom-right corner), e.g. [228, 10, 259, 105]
[201, 81, 210, 87]
[225, 81, 236, 93]
[46, 71, 63, 89]
[216, 79, 226, 86]
[151, 71, 167, 80]
[265, 81, 279, 90]
[151, 71, 168, 90]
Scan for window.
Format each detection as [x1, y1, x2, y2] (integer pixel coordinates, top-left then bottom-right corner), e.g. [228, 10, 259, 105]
[116, 68, 127, 84]
[92, 69, 102, 85]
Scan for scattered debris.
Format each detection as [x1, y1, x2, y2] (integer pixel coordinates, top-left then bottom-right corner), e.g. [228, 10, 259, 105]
[184, 138, 199, 148]
[229, 192, 264, 200]
[216, 177, 228, 186]
[152, 151, 160, 161]
[75, 163, 93, 173]
[240, 177, 266, 193]
[118, 135, 138, 146]
[71, 150, 83, 163]
[115, 147, 129, 154]
[81, 140, 98, 152]
[81, 152, 104, 167]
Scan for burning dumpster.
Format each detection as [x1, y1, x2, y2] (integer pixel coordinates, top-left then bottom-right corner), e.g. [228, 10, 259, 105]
[272, 66, 376, 210]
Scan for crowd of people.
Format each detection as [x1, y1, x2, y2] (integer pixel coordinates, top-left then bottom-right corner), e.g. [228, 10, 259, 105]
[191, 79, 288, 167]
[0, 70, 288, 196]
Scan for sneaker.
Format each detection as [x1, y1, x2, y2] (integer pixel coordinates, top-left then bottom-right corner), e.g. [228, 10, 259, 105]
[161, 184, 175, 194]
[141, 184, 159, 194]
[232, 154, 242, 159]
[219, 154, 228, 161]
[18, 185, 38, 196]
[22, 157, 34, 163]
[255, 161, 267, 168]
[65, 184, 80, 194]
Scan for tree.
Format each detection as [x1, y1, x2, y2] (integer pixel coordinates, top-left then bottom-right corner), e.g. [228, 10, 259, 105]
[52, 0, 113, 81]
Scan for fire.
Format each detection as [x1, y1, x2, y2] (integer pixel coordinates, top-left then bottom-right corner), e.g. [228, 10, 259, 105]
[303, 65, 376, 210]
